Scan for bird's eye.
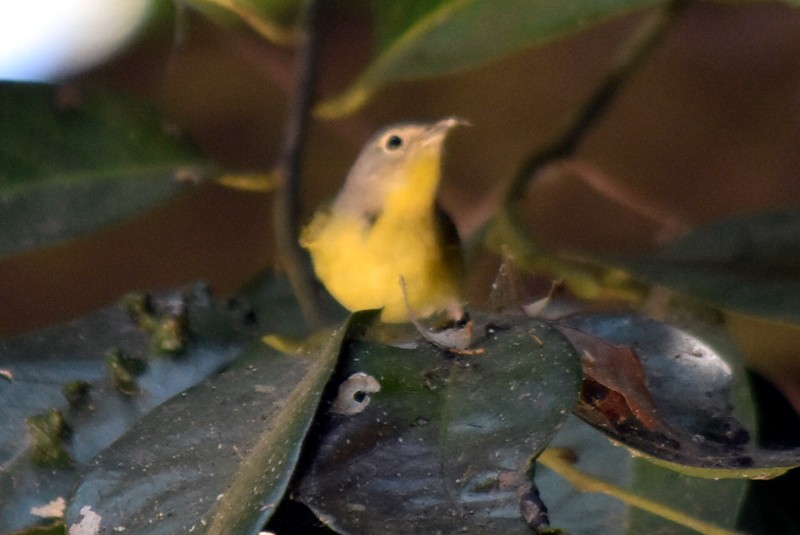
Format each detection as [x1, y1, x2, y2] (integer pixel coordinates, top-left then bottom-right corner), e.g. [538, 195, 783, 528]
[385, 134, 403, 151]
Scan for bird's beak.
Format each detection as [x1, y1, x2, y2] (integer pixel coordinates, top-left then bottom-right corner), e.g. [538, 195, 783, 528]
[423, 117, 470, 145]
[433, 116, 470, 133]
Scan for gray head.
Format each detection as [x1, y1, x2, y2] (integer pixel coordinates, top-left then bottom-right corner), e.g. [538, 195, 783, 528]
[332, 117, 467, 216]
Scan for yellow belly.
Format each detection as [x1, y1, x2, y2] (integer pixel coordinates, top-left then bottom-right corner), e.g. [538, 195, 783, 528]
[301, 210, 461, 322]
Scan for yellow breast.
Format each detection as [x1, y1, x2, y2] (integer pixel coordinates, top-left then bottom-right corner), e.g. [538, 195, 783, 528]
[301, 206, 460, 322]
[300, 119, 465, 323]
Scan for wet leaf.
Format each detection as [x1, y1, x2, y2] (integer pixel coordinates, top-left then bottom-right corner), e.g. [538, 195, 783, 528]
[65, 313, 355, 535]
[296, 313, 582, 534]
[0, 82, 210, 257]
[563, 313, 800, 479]
[317, 0, 663, 117]
[618, 209, 800, 325]
[0, 276, 295, 533]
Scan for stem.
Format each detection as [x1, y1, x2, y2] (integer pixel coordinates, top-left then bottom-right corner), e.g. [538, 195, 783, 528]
[504, 0, 686, 205]
[198, 0, 298, 45]
[273, 0, 325, 330]
[537, 448, 743, 535]
[551, 160, 692, 242]
[480, 1, 687, 302]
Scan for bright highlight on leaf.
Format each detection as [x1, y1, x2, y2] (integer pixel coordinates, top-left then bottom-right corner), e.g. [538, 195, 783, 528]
[562, 313, 800, 480]
[215, 171, 279, 192]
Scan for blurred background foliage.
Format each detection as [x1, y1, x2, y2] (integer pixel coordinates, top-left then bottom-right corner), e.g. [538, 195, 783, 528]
[2, 0, 800, 390]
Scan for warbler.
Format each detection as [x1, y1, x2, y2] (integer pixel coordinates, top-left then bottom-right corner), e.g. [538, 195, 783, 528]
[300, 117, 466, 323]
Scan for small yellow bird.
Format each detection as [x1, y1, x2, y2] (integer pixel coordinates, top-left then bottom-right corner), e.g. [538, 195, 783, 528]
[300, 118, 466, 323]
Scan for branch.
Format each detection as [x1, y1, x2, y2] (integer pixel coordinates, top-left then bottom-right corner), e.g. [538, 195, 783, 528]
[504, 0, 687, 205]
[480, 2, 687, 302]
[272, 0, 326, 330]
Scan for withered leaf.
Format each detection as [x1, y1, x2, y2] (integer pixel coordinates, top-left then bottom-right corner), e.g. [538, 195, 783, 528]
[556, 325, 669, 433]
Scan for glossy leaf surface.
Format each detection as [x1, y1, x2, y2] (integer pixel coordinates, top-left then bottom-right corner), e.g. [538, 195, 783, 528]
[564, 313, 800, 479]
[66, 316, 350, 534]
[297, 314, 582, 533]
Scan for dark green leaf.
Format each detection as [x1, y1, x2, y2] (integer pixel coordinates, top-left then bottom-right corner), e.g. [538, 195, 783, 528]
[297, 314, 582, 533]
[65, 313, 352, 535]
[317, 0, 664, 116]
[536, 415, 750, 534]
[0, 284, 249, 533]
[629, 458, 746, 534]
[618, 209, 800, 325]
[0, 82, 210, 256]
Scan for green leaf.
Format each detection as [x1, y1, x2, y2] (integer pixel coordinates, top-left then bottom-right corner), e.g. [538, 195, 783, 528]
[0, 271, 309, 534]
[65, 313, 352, 534]
[537, 415, 750, 534]
[316, 0, 664, 117]
[297, 314, 582, 533]
[618, 209, 800, 325]
[0, 82, 210, 257]
[0, 284, 251, 533]
[629, 458, 746, 534]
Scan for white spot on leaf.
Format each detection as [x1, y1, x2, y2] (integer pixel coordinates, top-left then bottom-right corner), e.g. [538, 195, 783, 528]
[331, 372, 381, 415]
[69, 505, 102, 535]
[30, 496, 65, 518]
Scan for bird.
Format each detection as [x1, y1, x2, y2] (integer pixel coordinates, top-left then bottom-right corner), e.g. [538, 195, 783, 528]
[300, 117, 466, 323]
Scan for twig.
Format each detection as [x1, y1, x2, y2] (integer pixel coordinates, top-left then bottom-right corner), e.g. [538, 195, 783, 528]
[273, 0, 325, 330]
[504, 0, 687, 204]
[482, 2, 687, 302]
[542, 160, 692, 243]
[538, 448, 744, 535]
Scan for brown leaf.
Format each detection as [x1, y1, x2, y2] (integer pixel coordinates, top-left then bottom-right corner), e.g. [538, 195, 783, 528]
[557, 325, 667, 432]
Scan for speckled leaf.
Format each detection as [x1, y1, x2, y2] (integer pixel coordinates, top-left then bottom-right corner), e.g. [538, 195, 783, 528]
[0, 82, 210, 256]
[316, 0, 664, 117]
[0, 284, 251, 533]
[296, 314, 582, 534]
[65, 314, 353, 535]
[0, 272, 306, 534]
[618, 209, 800, 325]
